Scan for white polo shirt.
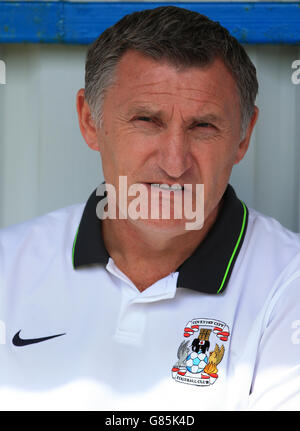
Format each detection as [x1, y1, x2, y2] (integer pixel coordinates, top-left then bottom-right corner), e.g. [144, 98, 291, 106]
[0, 184, 300, 411]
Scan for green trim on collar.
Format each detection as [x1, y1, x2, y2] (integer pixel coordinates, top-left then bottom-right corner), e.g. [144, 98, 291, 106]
[72, 226, 79, 269]
[217, 200, 247, 294]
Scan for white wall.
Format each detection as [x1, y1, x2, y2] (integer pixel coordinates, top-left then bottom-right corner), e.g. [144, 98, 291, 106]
[0, 44, 102, 228]
[0, 43, 300, 231]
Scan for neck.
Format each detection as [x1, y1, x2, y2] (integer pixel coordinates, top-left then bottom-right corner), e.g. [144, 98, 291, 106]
[101, 200, 222, 291]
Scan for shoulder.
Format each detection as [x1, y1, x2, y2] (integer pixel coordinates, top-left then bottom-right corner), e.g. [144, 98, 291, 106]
[247, 207, 300, 255]
[244, 207, 300, 286]
[0, 203, 85, 272]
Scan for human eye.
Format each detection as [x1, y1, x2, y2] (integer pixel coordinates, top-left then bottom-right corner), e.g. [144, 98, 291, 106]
[189, 120, 220, 139]
[132, 115, 162, 129]
[136, 116, 153, 122]
[194, 122, 213, 128]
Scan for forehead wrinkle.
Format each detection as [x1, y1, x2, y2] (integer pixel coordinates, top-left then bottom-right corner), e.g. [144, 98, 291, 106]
[128, 76, 218, 92]
[128, 79, 219, 97]
[131, 80, 167, 88]
[124, 97, 224, 115]
[127, 86, 223, 107]
[133, 85, 218, 96]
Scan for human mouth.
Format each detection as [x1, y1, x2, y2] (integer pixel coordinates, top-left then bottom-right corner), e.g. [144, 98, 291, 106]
[148, 183, 184, 191]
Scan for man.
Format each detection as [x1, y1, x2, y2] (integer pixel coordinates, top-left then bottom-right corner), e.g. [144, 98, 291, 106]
[0, 6, 299, 411]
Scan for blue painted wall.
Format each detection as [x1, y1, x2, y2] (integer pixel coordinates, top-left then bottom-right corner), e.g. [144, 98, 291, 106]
[0, 2, 300, 44]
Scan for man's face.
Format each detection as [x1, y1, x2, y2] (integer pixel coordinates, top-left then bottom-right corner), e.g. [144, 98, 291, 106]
[87, 50, 257, 233]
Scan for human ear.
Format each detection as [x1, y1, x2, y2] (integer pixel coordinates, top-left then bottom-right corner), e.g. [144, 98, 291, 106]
[76, 88, 99, 151]
[234, 106, 259, 165]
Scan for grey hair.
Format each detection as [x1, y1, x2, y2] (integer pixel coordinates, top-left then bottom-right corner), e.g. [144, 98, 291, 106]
[85, 6, 258, 137]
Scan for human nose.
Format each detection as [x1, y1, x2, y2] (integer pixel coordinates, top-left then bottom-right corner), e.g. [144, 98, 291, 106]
[157, 127, 192, 179]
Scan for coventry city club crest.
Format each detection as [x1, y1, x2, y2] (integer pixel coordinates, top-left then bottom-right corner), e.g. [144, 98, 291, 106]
[172, 318, 230, 386]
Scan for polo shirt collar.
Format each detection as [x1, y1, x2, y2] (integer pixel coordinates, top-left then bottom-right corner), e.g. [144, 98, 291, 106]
[72, 183, 248, 295]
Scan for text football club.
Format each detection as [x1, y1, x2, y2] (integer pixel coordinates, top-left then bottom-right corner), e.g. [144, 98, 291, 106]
[172, 318, 230, 386]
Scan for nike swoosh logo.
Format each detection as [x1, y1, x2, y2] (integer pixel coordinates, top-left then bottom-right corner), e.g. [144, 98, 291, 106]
[12, 330, 66, 346]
